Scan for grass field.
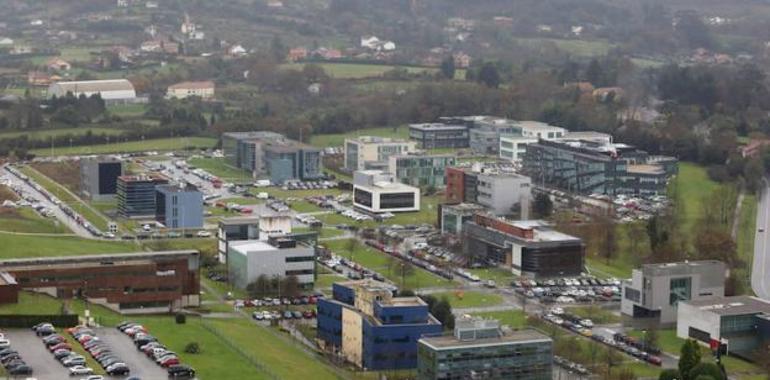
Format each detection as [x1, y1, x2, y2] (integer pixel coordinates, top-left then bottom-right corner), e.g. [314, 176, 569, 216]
[20, 166, 110, 231]
[324, 239, 454, 289]
[673, 163, 724, 240]
[109, 103, 147, 117]
[314, 273, 347, 290]
[430, 291, 503, 309]
[0, 233, 135, 258]
[0, 208, 69, 234]
[308, 125, 409, 147]
[566, 305, 620, 324]
[513, 37, 614, 57]
[31, 137, 218, 156]
[468, 267, 516, 285]
[736, 193, 758, 293]
[280, 62, 465, 80]
[472, 310, 528, 329]
[188, 157, 253, 182]
[0, 127, 124, 141]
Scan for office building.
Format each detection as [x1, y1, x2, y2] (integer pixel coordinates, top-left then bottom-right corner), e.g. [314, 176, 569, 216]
[409, 123, 470, 149]
[116, 174, 168, 218]
[522, 137, 678, 196]
[345, 136, 417, 172]
[499, 135, 538, 163]
[0, 251, 201, 314]
[317, 280, 443, 370]
[353, 170, 420, 213]
[47, 79, 137, 104]
[498, 121, 571, 163]
[222, 131, 323, 184]
[463, 214, 584, 277]
[227, 236, 315, 289]
[155, 184, 204, 229]
[388, 153, 456, 188]
[445, 163, 531, 216]
[439, 203, 486, 236]
[217, 215, 292, 263]
[622, 261, 726, 326]
[677, 296, 770, 360]
[80, 156, 123, 201]
[417, 317, 553, 380]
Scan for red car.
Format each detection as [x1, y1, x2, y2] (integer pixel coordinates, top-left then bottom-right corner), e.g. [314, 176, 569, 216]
[159, 357, 180, 367]
[48, 342, 72, 352]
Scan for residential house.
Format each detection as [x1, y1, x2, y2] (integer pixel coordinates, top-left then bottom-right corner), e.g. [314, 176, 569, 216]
[167, 81, 215, 100]
[287, 47, 307, 62]
[47, 57, 72, 72]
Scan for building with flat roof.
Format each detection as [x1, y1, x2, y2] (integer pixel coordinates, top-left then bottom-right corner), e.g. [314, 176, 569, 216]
[317, 280, 443, 370]
[0, 251, 200, 314]
[409, 123, 470, 149]
[622, 261, 726, 326]
[344, 136, 417, 172]
[498, 121, 571, 163]
[222, 131, 322, 184]
[48, 79, 136, 104]
[439, 203, 486, 236]
[116, 174, 168, 218]
[227, 236, 315, 289]
[80, 156, 123, 201]
[463, 214, 584, 277]
[353, 170, 420, 213]
[166, 80, 215, 99]
[388, 153, 456, 189]
[522, 137, 677, 196]
[445, 163, 531, 216]
[417, 317, 552, 380]
[216, 215, 293, 263]
[155, 184, 204, 229]
[677, 296, 770, 359]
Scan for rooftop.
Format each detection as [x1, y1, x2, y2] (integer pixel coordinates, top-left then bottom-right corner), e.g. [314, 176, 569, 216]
[409, 123, 467, 131]
[627, 164, 665, 175]
[641, 260, 724, 275]
[118, 173, 167, 183]
[229, 240, 279, 252]
[218, 216, 261, 226]
[0, 250, 198, 270]
[223, 131, 285, 141]
[347, 136, 411, 144]
[378, 296, 426, 307]
[683, 296, 770, 316]
[157, 183, 200, 193]
[168, 81, 215, 90]
[419, 328, 551, 350]
[52, 79, 135, 93]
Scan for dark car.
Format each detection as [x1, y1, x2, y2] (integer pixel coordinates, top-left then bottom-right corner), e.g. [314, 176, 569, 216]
[107, 364, 130, 376]
[8, 364, 32, 375]
[168, 364, 195, 378]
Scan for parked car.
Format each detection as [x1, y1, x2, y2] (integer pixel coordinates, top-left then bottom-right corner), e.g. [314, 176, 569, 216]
[69, 365, 93, 376]
[8, 365, 32, 375]
[167, 365, 195, 378]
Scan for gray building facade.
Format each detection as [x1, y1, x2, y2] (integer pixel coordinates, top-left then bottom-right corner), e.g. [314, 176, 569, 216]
[227, 237, 315, 289]
[222, 131, 322, 183]
[621, 260, 726, 326]
[116, 174, 169, 218]
[80, 157, 124, 201]
[388, 154, 457, 188]
[417, 318, 552, 380]
[155, 184, 204, 229]
[409, 123, 470, 149]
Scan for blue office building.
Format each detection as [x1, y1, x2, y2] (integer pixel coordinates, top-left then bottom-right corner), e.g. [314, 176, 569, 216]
[317, 280, 443, 371]
[155, 184, 204, 229]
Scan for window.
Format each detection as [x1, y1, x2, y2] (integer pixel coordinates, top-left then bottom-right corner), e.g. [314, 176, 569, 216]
[669, 277, 692, 306]
[624, 287, 641, 302]
[380, 192, 415, 209]
[285, 256, 315, 263]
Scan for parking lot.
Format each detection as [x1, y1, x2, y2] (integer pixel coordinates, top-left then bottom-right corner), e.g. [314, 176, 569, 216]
[5, 330, 65, 380]
[97, 328, 169, 380]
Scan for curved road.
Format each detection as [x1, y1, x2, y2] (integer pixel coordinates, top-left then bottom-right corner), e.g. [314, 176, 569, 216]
[752, 179, 770, 300]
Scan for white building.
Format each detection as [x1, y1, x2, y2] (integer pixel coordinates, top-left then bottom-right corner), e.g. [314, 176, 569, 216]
[227, 237, 314, 289]
[47, 79, 137, 104]
[499, 121, 568, 163]
[499, 136, 538, 163]
[217, 215, 292, 263]
[344, 136, 417, 171]
[167, 81, 215, 99]
[353, 170, 420, 213]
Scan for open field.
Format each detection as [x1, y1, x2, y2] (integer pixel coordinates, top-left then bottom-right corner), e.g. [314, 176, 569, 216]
[20, 166, 110, 231]
[0, 233, 135, 258]
[472, 310, 528, 329]
[280, 62, 465, 80]
[513, 37, 614, 57]
[566, 305, 620, 324]
[0, 207, 69, 234]
[0, 127, 124, 141]
[188, 157, 253, 182]
[468, 267, 516, 285]
[324, 239, 454, 289]
[308, 125, 409, 147]
[108, 103, 147, 117]
[430, 291, 503, 309]
[31, 137, 218, 156]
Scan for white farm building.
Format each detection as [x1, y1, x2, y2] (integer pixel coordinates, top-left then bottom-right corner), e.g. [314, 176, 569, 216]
[48, 79, 137, 104]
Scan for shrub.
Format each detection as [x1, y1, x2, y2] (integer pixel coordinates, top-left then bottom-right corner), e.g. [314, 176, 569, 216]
[184, 342, 200, 354]
[175, 313, 187, 324]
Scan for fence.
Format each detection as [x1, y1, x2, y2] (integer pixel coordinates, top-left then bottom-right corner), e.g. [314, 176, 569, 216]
[200, 320, 281, 380]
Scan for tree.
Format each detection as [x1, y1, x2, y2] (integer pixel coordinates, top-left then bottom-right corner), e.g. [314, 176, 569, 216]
[532, 193, 553, 218]
[477, 63, 501, 88]
[688, 362, 724, 380]
[440, 56, 456, 80]
[659, 369, 682, 380]
[586, 59, 603, 86]
[679, 339, 702, 380]
[432, 297, 455, 330]
[398, 289, 415, 297]
[693, 228, 737, 265]
[281, 275, 300, 298]
[597, 215, 618, 264]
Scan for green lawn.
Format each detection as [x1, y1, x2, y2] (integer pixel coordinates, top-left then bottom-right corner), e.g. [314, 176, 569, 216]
[513, 37, 614, 57]
[566, 305, 620, 324]
[430, 291, 503, 309]
[280, 63, 461, 79]
[289, 200, 324, 213]
[31, 137, 218, 156]
[324, 239, 454, 289]
[468, 267, 516, 285]
[673, 162, 725, 240]
[0, 208, 69, 234]
[294, 227, 345, 239]
[309, 125, 409, 147]
[0, 233, 135, 258]
[0, 127, 124, 140]
[314, 273, 347, 290]
[20, 166, 110, 231]
[188, 157, 253, 182]
[108, 103, 147, 117]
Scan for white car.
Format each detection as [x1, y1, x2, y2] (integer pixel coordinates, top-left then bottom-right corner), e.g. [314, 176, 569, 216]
[0, 338, 10, 348]
[80, 376, 104, 380]
[550, 307, 564, 315]
[196, 230, 212, 238]
[580, 319, 594, 328]
[69, 366, 93, 376]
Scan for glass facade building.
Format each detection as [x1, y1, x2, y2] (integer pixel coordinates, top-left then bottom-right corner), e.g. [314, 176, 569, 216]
[388, 154, 457, 188]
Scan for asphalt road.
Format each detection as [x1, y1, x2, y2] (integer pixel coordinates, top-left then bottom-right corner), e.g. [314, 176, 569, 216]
[1, 166, 94, 238]
[752, 179, 770, 300]
[97, 328, 169, 380]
